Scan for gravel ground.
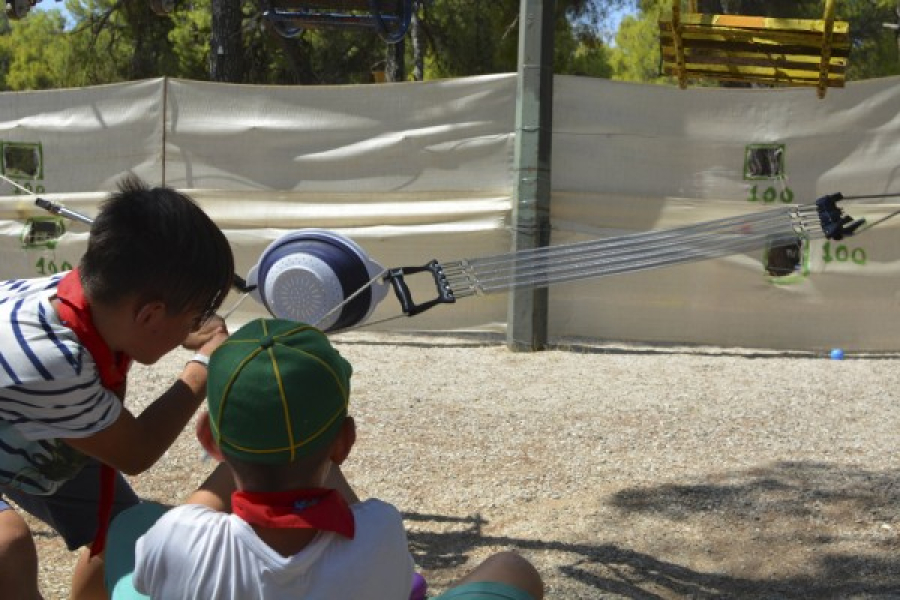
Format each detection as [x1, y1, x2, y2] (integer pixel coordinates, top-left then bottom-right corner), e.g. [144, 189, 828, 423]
[28, 331, 900, 599]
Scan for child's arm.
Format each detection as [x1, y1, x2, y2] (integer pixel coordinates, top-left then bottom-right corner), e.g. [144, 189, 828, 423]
[185, 462, 235, 512]
[60, 323, 228, 475]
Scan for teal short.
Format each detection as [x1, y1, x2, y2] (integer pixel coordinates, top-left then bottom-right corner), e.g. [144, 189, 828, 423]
[432, 581, 536, 600]
[104, 502, 168, 600]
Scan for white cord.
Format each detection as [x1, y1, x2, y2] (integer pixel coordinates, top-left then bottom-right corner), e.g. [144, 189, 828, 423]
[220, 292, 251, 320]
[312, 269, 387, 329]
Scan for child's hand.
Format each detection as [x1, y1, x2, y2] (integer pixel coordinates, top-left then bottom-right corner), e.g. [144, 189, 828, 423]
[182, 315, 229, 354]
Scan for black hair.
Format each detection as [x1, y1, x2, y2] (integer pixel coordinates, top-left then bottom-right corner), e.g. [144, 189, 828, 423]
[79, 175, 234, 316]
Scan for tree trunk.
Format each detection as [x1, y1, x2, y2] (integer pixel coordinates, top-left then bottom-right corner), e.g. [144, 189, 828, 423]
[896, 2, 900, 64]
[129, 26, 155, 80]
[210, 0, 244, 82]
[385, 37, 405, 82]
[263, 27, 315, 84]
[411, 1, 423, 81]
[122, 1, 165, 80]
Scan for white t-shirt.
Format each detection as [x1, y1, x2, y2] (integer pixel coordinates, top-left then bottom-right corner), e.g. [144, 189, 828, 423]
[134, 499, 415, 600]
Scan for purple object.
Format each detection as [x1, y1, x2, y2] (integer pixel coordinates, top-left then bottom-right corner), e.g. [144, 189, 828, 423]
[410, 572, 428, 600]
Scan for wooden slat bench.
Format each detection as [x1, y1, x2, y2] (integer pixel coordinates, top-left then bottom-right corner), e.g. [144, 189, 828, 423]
[659, 0, 850, 98]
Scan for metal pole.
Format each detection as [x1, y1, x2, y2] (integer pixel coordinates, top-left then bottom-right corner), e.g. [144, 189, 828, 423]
[507, 0, 554, 352]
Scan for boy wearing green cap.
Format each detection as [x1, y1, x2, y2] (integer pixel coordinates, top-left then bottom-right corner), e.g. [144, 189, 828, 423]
[105, 318, 543, 600]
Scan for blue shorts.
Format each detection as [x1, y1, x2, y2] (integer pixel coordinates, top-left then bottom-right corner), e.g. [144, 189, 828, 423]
[0, 458, 140, 551]
[432, 581, 536, 600]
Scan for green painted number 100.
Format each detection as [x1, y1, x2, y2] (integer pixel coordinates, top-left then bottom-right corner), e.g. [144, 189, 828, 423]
[822, 242, 866, 265]
[748, 185, 794, 204]
[35, 257, 73, 276]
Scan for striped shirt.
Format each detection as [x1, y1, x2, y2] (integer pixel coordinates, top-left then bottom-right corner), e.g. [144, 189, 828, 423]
[0, 274, 122, 495]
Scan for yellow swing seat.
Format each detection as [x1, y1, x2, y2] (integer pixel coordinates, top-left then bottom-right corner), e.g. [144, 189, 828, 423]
[659, 0, 850, 98]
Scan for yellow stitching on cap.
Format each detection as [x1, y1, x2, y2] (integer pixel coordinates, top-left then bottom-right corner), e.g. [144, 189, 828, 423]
[271, 324, 315, 343]
[212, 346, 262, 443]
[281, 345, 350, 404]
[217, 322, 346, 456]
[269, 345, 297, 462]
[276, 345, 349, 446]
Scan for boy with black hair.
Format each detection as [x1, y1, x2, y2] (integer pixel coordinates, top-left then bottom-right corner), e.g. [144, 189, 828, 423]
[107, 318, 544, 600]
[0, 175, 235, 600]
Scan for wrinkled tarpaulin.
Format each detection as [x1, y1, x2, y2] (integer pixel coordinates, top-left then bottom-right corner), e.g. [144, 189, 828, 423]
[0, 74, 898, 350]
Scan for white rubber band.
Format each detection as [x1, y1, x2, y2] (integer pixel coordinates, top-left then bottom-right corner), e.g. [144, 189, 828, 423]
[188, 353, 210, 368]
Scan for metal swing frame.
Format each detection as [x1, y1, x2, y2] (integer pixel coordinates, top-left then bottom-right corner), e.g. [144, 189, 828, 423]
[5, 0, 38, 20]
[263, 0, 413, 43]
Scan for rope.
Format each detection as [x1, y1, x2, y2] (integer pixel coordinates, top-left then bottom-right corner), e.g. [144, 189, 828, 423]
[312, 268, 388, 331]
[441, 203, 820, 297]
[22, 179, 899, 329]
[310, 194, 898, 326]
[840, 192, 900, 234]
[839, 193, 900, 201]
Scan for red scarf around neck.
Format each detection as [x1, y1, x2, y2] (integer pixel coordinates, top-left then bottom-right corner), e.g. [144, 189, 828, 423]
[232, 488, 355, 539]
[55, 269, 133, 556]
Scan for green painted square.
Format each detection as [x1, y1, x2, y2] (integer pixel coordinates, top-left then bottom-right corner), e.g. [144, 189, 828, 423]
[21, 217, 66, 250]
[1, 141, 44, 181]
[744, 144, 785, 180]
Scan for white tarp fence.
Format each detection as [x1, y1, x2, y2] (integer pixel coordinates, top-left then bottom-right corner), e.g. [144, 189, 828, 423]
[1, 74, 898, 350]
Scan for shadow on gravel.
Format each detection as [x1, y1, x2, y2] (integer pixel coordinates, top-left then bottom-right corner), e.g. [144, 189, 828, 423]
[406, 461, 900, 598]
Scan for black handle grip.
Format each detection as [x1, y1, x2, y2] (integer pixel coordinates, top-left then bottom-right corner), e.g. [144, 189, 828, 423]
[384, 260, 456, 317]
[816, 192, 866, 241]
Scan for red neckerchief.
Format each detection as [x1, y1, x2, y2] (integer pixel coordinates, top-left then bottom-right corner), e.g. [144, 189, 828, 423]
[232, 488, 355, 539]
[55, 269, 133, 557]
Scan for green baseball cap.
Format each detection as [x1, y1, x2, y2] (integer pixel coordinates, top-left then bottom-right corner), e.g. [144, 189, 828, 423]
[207, 318, 352, 464]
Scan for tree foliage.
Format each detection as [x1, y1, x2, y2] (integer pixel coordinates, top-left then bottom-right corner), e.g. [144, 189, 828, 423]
[608, 1, 667, 82]
[0, 10, 68, 89]
[0, 0, 896, 89]
[168, 0, 212, 79]
[0, 0, 627, 88]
